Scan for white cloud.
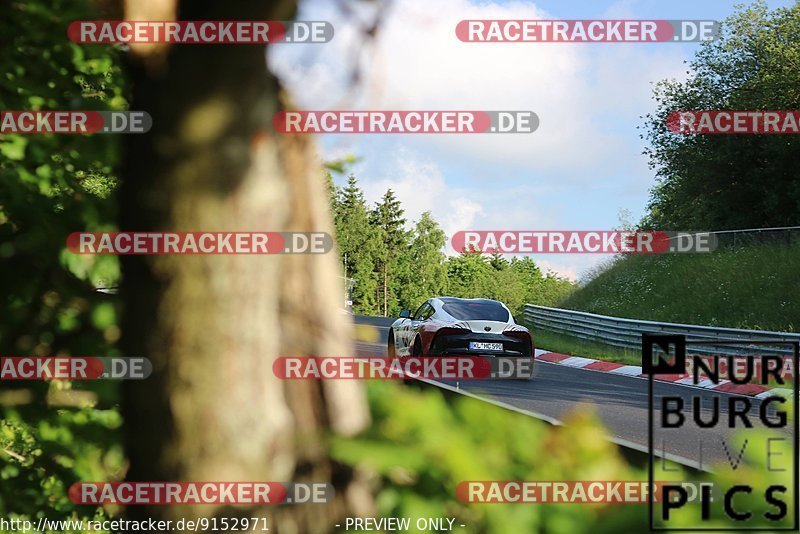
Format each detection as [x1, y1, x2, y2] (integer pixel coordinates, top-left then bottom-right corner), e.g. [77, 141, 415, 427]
[353, 147, 559, 252]
[358, 146, 484, 240]
[271, 0, 688, 183]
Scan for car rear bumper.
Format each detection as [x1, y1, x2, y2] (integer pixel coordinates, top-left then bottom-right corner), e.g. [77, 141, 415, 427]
[429, 332, 532, 358]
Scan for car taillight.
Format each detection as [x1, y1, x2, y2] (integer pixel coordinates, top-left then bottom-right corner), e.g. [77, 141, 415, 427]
[502, 329, 533, 347]
[436, 326, 470, 336]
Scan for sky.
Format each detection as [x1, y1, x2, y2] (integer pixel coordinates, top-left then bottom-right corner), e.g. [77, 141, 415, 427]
[269, 0, 796, 281]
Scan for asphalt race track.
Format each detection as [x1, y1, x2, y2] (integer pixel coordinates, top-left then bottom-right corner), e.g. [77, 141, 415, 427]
[354, 315, 794, 470]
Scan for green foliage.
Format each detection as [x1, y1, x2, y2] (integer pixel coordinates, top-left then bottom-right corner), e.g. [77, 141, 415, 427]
[395, 212, 448, 314]
[333, 381, 650, 533]
[447, 254, 574, 318]
[559, 244, 800, 331]
[323, 155, 361, 175]
[0, 0, 126, 526]
[642, 2, 800, 230]
[0, 408, 123, 530]
[0, 0, 127, 349]
[334, 383, 795, 532]
[445, 252, 491, 299]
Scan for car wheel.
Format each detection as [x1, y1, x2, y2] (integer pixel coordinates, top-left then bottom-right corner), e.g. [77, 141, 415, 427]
[403, 337, 423, 385]
[387, 331, 396, 358]
[411, 337, 423, 357]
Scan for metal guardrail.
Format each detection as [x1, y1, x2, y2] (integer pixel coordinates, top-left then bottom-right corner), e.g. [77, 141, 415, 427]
[705, 225, 800, 248]
[648, 225, 800, 250]
[522, 305, 800, 357]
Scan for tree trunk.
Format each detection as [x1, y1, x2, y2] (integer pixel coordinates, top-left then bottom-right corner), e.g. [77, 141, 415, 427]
[383, 263, 387, 317]
[119, 0, 372, 530]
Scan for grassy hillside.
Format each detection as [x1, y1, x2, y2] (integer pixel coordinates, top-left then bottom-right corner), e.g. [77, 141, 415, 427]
[558, 244, 800, 332]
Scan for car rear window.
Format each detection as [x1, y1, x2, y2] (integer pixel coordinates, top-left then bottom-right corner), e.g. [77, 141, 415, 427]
[442, 301, 509, 321]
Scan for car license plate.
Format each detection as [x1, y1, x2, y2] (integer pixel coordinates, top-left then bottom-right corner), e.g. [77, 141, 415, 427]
[469, 342, 503, 351]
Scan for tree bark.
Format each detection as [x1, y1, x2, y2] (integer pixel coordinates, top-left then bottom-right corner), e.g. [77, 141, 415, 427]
[119, 0, 372, 530]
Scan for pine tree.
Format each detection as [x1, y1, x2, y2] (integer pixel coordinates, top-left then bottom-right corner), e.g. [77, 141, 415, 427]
[324, 170, 339, 214]
[370, 189, 407, 316]
[334, 175, 381, 314]
[488, 250, 508, 271]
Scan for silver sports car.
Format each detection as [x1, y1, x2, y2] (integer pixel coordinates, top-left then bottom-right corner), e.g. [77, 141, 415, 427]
[387, 297, 534, 379]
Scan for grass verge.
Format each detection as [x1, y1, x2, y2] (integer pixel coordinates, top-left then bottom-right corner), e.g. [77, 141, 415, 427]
[560, 244, 800, 332]
[533, 329, 641, 366]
